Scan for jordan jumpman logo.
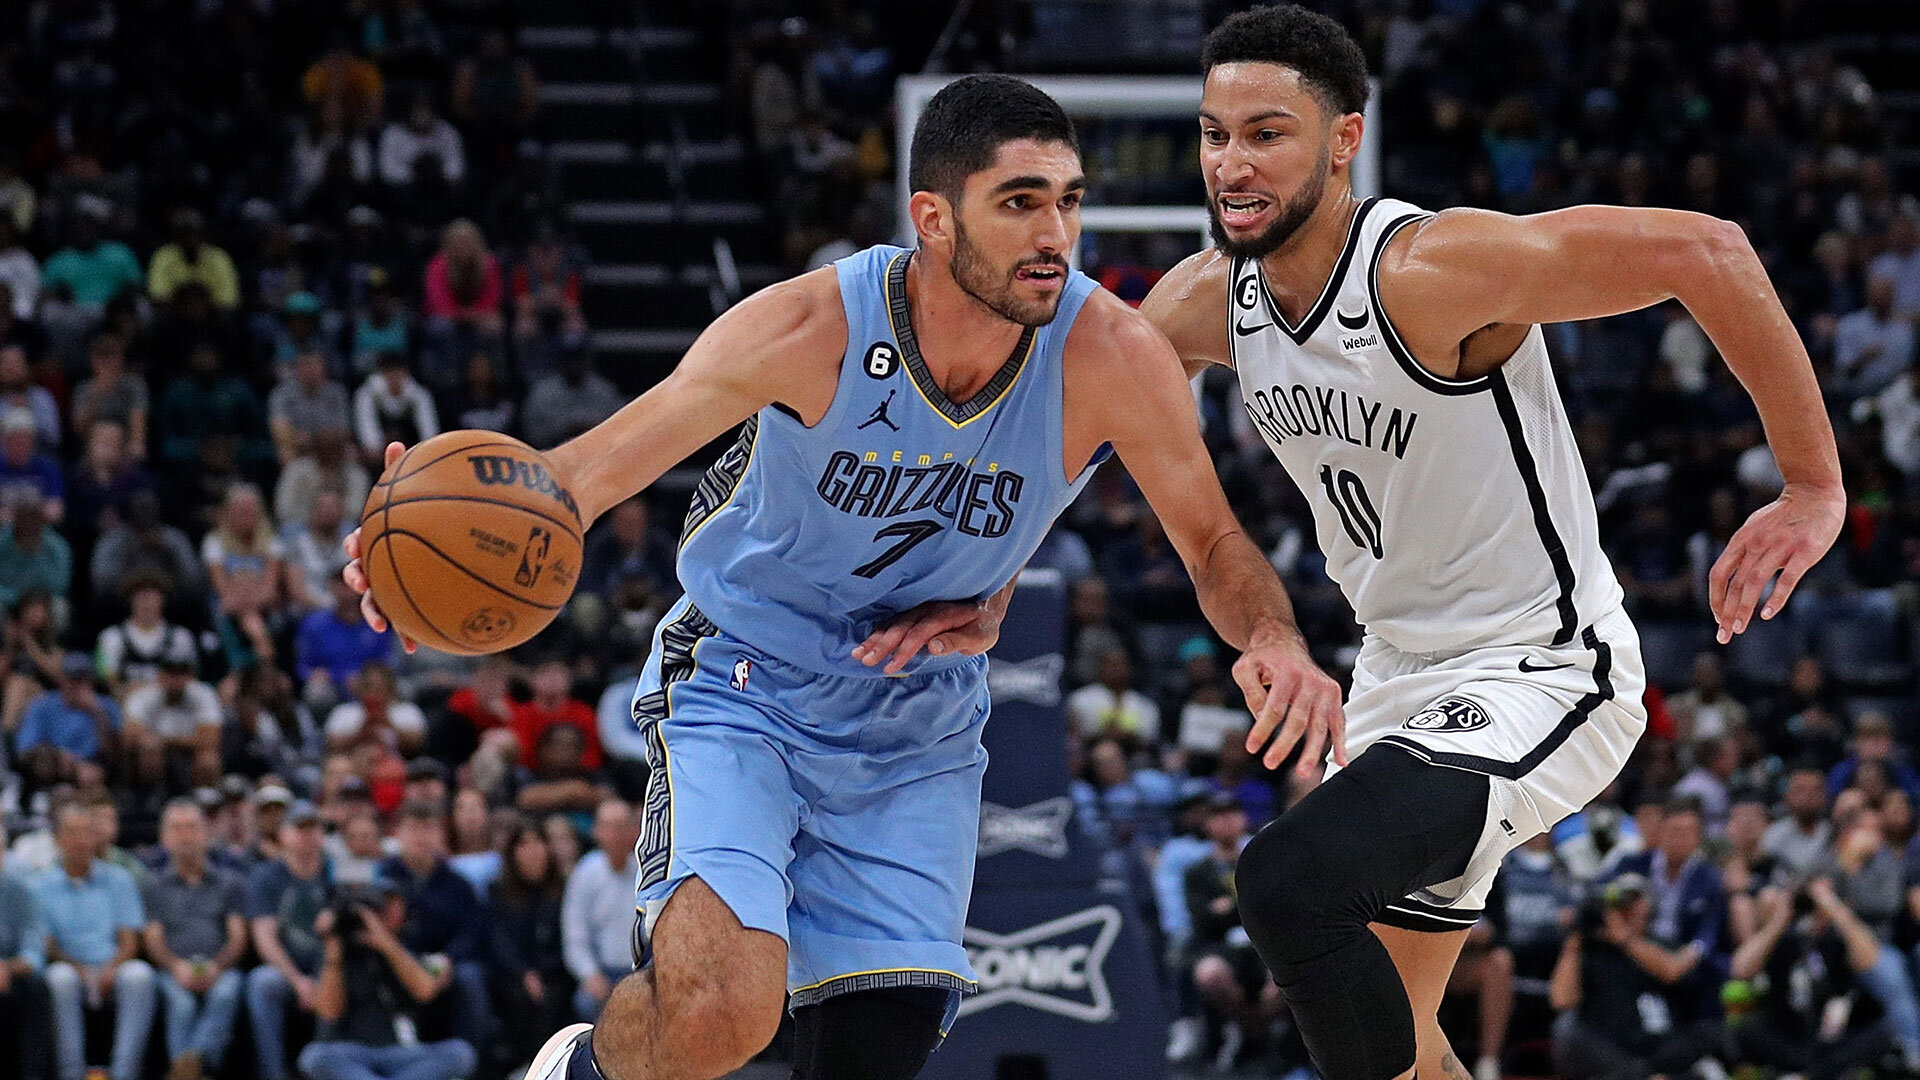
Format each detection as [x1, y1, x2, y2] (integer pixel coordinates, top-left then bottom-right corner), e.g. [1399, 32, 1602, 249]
[858, 389, 900, 432]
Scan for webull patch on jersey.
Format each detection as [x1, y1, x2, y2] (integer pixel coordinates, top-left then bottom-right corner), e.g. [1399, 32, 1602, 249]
[1404, 697, 1491, 733]
[959, 905, 1122, 1022]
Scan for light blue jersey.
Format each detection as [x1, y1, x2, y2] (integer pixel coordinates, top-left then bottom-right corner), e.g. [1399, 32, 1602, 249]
[631, 245, 1111, 1011]
[677, 244, 1102, 677]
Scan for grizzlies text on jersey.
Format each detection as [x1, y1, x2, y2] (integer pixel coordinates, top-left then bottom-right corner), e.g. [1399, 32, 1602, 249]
[676, 244, 1103, 675]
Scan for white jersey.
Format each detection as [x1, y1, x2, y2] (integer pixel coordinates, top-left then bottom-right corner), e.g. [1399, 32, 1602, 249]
[1230, 196, 1623, 656]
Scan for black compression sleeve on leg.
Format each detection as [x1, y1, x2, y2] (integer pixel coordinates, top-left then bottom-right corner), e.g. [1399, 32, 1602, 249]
[788, 987, 952, 1080]
[1236, 745, 1491, 1080]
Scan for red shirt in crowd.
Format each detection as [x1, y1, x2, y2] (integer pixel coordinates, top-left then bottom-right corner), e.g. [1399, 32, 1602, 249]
[509, 697, 602, 770]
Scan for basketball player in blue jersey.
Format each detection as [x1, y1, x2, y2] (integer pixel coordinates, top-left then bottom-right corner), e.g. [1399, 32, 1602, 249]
[340, 75, 1346, 1080]
[1135, 7, 1845, 1080]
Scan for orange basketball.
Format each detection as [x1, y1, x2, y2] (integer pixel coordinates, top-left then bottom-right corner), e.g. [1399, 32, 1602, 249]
[359, 430, 585, 655]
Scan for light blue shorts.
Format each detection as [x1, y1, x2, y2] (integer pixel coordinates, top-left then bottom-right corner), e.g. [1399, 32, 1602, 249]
[630, 596, 989, 1008]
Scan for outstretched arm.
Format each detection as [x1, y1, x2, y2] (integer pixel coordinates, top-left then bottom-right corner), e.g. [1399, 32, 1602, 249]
[344, 269, 848, 642]
[1380, 206, 1844, 642]
[1077, 295, 1343, 773]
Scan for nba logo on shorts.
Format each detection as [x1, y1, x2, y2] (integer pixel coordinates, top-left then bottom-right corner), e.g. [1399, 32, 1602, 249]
[1404, 697, 1491, 733]
[730, 658, 752, 691]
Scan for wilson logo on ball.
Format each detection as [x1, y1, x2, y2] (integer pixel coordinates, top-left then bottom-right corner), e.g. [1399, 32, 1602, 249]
[467, 455, 582, 521]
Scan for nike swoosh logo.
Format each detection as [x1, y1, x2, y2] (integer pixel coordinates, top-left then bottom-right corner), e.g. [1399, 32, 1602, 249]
[1517, 658, 1573, 673]
[1234, 319, 1273, 336]
[1335, 307, 1369, 330]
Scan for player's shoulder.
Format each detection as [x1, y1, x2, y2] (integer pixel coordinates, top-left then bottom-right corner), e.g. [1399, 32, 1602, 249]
[708, 264, 850, 370]
[1062, 285, 1179, 368]
[1138, 249, 1234, 374]
[1376, 205, 1526, 279]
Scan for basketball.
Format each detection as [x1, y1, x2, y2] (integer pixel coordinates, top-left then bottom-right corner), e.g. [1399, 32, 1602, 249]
[358, 430, 584, 655]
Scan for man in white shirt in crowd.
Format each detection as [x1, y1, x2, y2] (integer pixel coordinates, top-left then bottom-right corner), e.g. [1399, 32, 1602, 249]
[352, 353, 439, 468]
[1833, 273, 1915, 402]
[124, 641, 222, 793]
[1065, 645, 1161, 742]
[323, 663, 427, 756]
[561, 797, 641, 1023]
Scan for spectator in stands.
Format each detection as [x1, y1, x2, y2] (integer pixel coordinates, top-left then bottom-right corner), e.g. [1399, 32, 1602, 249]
[297, 577, 393, 714]
[580, 498, 676, 610]
[1066, 646, 1159, 743]
[510, 659, 600, 771]
[379, 93, 466, 190]
[354, 352, 440, 464]
[325, 662, 426, 756]
[1072, 737, 1171, 852]
[349, 267, 411, 378]
[1497, 833, 1576, 993]
[37, 802, 156, 1080]
[1722, 794, 1779, 945]
[1830, 712, 1920, 802]
[222, 667, 321, 790]
[66, 421, 153, 561]
[0, 496, 72, 611]
[1729, 880, 1896, 1079]
[452, 30, 541, 162]
[1549, 874, 1719, 1080]
[1672, 735, 1738, 836]
[1606, 798, 1727, 1012]
[487, 816, 571, 1070]
[1183, 792, 1276, 1068]
[290, 101, 375, 214]
[1665, 651, 1747, 746]
[329, 807, 387, 887]
[297, 879, 477, 1080]
[1822, 803, 1920, 1067]
[269, 350, 352, 465]
[89, 491, 204, 608]
[520, 348, 622, 450]
[154, 341, 271, 484]
[511, 229, 586, 366]
[70, 333, 147, 460]
[142, 798, 247, 1080]
[203, 482, 297, 666]
[0, 409, 63, 523]
[39, 200, 142, 311]
[301, 39, 385, 132]
[443, 348, 516, 434]
[1833, 273, 1914, 403]
[562, 797, 640, 1021]
[447, 788, 502, 892]
[1857, 354, 1920, 478]
[516, 723, 603, 817]
[0, 818, 52, 1080]
[147, 209, 239, 312]
[277, 429, 370, 533]
[244, 802, 331, 1080]
[1067, 575, 1137, 687]
[15, 653, 121, 792]
[94, 578, 182, 698]
[378, 799, 490, 1055]
[420, 220, 503, 390]
[0, 346, 59, 451]
[283, 488, 354, 613]
[124, 642, 222, 793]
[0, 217, 38, 322]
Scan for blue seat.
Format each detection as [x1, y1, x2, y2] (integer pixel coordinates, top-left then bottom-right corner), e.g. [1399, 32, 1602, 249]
[1814, 596, 1913, 691]
[1635, 620, 1711, 692]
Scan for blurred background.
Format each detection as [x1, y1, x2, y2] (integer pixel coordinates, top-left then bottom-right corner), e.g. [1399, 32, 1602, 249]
[2, 1, 1920, 1079]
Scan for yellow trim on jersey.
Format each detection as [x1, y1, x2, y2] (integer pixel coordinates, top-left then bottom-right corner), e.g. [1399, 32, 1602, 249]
[881, 253, 1036, 430]
[788, 967, 979, 996]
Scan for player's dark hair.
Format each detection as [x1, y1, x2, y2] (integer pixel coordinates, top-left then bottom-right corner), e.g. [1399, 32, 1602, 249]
[908, 74, 1078, 199]
[1201, 4, 1369, 117]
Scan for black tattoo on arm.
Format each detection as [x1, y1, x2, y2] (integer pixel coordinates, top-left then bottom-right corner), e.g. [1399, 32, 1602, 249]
[1433, 1051, 1472, 1080]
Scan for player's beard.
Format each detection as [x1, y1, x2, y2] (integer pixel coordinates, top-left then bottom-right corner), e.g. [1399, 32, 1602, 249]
[1209, 146, 1331, 259]
[950, 215, 1065, 328]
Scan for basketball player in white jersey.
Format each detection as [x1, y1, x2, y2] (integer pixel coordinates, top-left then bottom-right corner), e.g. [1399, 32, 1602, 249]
[1139, 7, 1843, 1080]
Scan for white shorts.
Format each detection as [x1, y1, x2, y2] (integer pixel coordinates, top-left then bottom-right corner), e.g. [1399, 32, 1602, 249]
[1337, 606, 1647, 932]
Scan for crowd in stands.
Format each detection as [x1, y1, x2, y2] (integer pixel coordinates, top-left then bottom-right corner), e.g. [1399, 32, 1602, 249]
[3, 0, 1920, 1079]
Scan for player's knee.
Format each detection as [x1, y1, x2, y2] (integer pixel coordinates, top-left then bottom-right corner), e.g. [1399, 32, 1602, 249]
[1236, 815, 1348, 962]
[676, 977, 785, 1071]
[790, 988, 949, 1080]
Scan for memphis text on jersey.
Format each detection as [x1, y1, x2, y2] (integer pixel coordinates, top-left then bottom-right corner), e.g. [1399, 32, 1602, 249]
[817, 448, 1024, 538]
[1241, 382, 1421, 460]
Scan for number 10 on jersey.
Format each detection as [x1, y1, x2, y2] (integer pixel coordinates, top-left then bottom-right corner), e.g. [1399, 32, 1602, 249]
[1318, 464, 1383, 559]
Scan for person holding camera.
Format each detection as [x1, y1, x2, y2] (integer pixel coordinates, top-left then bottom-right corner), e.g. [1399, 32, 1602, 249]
[1727, 877, 1897, 1078]
[295, 881, 478, 1080]
[1549, 874, 1727, 1080]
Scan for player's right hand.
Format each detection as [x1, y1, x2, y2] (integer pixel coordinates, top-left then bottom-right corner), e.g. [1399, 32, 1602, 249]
[1234, 635, 1346, 776]
[342, 441, 418, 654]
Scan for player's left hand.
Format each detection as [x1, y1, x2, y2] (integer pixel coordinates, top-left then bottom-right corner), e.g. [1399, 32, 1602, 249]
[1235, 636, 1346, 775]
[852, 600, 1001, 675]
[1708, 481, 1845, 644]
